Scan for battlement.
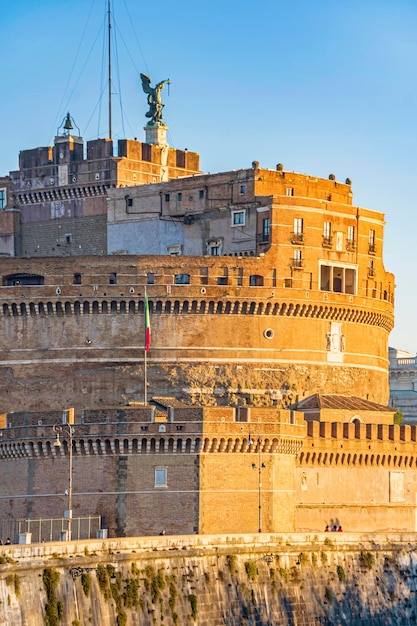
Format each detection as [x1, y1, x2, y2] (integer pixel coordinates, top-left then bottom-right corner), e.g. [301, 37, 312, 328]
[297, 421, 417, 468]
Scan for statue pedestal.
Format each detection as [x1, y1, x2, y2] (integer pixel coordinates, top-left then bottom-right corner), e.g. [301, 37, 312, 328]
[144, 124, 168, 146]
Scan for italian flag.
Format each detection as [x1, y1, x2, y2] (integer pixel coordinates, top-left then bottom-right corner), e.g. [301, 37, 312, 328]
[145, 294, 151, 353]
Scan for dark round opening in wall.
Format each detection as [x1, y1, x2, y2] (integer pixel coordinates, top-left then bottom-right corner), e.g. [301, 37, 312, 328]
[264, 328, 274, 340]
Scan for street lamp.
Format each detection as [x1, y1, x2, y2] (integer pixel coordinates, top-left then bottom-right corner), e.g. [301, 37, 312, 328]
[53, 420, 74, 541]
[248, 429, 265, 533]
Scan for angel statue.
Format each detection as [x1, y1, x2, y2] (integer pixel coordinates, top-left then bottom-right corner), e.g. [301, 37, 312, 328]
[140, 73, 170, 126]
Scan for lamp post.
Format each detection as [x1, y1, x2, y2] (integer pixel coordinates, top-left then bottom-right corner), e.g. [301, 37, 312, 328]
[248, 428, 265, 533]
[53, 422, 74, 541]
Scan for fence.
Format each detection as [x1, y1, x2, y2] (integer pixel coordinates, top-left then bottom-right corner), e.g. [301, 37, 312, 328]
[0, 516, 102, 544]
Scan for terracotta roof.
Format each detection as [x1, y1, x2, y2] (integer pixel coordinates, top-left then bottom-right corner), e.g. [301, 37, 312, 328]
[296, 394, 394, 412]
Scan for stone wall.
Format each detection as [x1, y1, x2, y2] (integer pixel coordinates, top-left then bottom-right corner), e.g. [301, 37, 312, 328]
[1, 533, 417, 625]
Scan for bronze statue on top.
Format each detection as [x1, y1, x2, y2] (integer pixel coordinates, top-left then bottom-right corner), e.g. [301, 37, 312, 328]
[140, 73, 170, 126]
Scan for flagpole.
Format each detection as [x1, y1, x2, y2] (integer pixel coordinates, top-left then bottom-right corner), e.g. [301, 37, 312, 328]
[144, 287, 148, 405]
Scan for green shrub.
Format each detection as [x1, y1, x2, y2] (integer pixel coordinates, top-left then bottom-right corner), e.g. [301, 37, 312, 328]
[189, 594, 198, 620]
[337, 565, 346, 582]
[360, 551, 375, 570]
[81, 572, 91, 598]
[96, 564, 109, 593]
[244, 561, 258, 581]
[43, 568, 61, 626]
[325, 587, 334, 603]
[277, 567, 289, 581]
[123, 579, 139, 609]
[226, 554, 238, 578]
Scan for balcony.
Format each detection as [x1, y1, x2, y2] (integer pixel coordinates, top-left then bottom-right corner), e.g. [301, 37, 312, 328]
[256, 233, 270, 244]
[322, 236, 332, 249]
[368, 243, 376, 255]
[368, 268, 376, 278]
[346, 241, 356, 251]
[291, 233, 304, 245]
[291, 258, 304, 269]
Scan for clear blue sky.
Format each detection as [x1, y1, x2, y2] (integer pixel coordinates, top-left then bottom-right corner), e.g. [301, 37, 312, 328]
[1, 0, 416, 353]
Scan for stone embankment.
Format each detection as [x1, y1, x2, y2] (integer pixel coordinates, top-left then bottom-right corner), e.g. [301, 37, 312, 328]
[1, 533, 416, 625]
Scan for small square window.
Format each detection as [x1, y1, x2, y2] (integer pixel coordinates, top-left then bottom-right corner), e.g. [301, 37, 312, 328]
[155, 467, 167, 488]
[232, 211, 245, 226]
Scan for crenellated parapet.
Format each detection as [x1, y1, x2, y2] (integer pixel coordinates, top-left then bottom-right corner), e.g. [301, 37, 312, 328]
[298, 421, 417, 468]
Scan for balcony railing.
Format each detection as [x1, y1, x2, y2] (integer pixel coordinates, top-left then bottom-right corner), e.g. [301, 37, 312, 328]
[291, 233, 304, 245]
[322, 236, 332, 248]
[291, 259, 304, 269]
[368, 243, 376, 255]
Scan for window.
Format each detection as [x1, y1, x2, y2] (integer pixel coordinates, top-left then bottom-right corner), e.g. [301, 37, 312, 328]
[200, 267, 208, 285]
[369, 229, 376, 253]
[167, 245, 182, 256]
[199, 189, 204, 199]
[292, 249, 303, 268]
[147, 272, 154, 284]
[73, 273, 81, 285]
[368, 260, 375, 277]
[239, 184, 246, 195]
[177, 192, 182, 202]
[232, 210, 245, 226]
[126, 197, 133, 208]
[294, 218, 303, 235]
[347, 225, 355, 250]
[176, 151, 186, 168]
[155, 467, 167, 488]
[210, 246, 220, 256]
[292, 217, 304, 243]
[174, 273, 190, 284]
[0, 188, 6, 210]
[320, 263, 356, 294]
[109, 272, 117, 285]
[286, 187, 294, 196]
[250, 274, 264, 286]
[262, 218, 270, 241]
[323, 222, 332, 246]
[165, 193, 170, 202]
[65, 234, 72, 244]
[142, 143, 151, 161]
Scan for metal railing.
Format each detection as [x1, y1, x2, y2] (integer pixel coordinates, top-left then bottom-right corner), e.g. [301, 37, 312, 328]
[0, 515, 102, 544]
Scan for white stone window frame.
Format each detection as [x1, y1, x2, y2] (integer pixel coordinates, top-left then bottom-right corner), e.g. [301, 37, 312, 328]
[232, 210, 246, 227]
[206, 238, 223, 256]
[155, 467, 167, 488]
[167, 244, 182, 256]
[319, 260, 358, 295]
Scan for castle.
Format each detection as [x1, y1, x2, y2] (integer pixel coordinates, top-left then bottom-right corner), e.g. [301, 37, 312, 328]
[0, 82, 409, 538]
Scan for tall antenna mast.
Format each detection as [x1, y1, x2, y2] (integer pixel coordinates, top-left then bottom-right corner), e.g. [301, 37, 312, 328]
[107, 0, 112, 139]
